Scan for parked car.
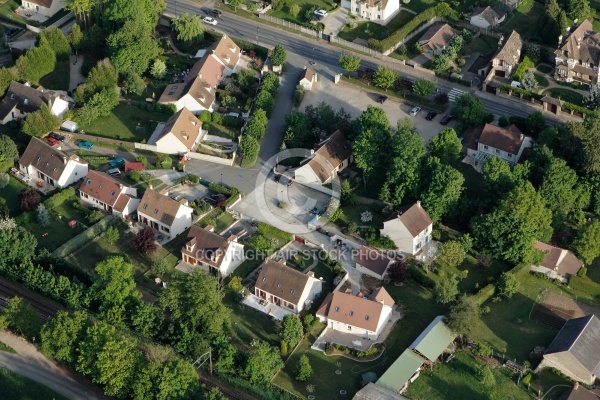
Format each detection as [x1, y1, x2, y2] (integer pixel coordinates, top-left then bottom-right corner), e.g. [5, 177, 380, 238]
[203, 17, 218, 25]
[49, 132, 65, 141]
[409, 106, 421, 116]
[46, 137, 60, 146]
[313, 9, 328, 17]
[425, 111, 437, 121]
[274, 174, 281, 182]
[211, 9, 222, 17]
[109, 157, 125, 168]
[77, 140, 94, 149]
[106, 168, 121, 176]
[440, 115, 453, 125]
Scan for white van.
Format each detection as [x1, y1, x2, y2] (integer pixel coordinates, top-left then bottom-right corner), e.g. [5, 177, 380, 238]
[511, 81, 523, 89]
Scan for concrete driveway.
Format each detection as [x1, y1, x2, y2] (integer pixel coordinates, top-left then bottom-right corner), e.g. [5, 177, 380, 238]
[322, 9, 348, 35]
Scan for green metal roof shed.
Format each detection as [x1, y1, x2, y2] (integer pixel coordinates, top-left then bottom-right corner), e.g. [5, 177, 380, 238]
[409, 315, 455, 362]
[376, 350, 426, 393]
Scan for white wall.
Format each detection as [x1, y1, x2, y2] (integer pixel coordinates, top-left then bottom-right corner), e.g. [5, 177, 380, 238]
[220, 242, 245, 276]
[298, 278, 323, 312]
[356, 263, 385, 280]
[121, 198, 141, 216]
[170, 205, 193, 237]
[156, 133, 188, 155]
[374, 305, 392, 337]
[172, 94, 212, 114]
[381, 221, 431, 255]
[50, 98, 69, 118]
[329, 319, 378, 340]
[294, 163, 321, 185]
[57, 160, 88, 187]
[470, 15, 491, 30]
[23, 0, 65, 17]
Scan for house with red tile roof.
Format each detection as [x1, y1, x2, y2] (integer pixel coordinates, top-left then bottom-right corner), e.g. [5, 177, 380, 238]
[531, 241, 584, 283]
[149, 108, 204, 155]
[137, 189, 193, 239]
[294, 130, 352, 185]
[79, 171, 139, 217]
[465, 123, 534, 168]
[181, 225, 245, 276]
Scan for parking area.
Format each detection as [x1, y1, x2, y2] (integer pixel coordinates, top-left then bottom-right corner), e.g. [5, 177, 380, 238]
[300, 78, 455, 144]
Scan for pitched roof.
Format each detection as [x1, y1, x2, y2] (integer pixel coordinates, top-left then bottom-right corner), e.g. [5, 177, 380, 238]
[255, 260, 313, 305]
[369, 287, 395, 307]
[471, 6, 505, 25]
[0, 81, 51, 119]
[558, 386, 600, 400]
[409, 315, 455, 362]
[318, 291, 387, 332]
[418, 24, 456, 50]
[24, 0, 53, 8]
[181, 225, 231, 269]
[385, 202, 433, 237]
[137, 189, 189, 227]
[208, 35, 241, 71]
[377, 350, 426, 393]
[79, 170, 135, 208]
[155, 108, 202, 149]
[534, 241, 584, 276]
[541, 96, 565, 107]
[306, 130, 352, 182]
[356, 246, 392, 277]
[479, 123, 524, 154]
[359, 0, 389, 9]
[300, 67, 315, 82]
[494, 30, 523, 65]
[559, 20, 600, 65]
[353, 383, 409, 400]
[19, 137, 86, 181]
[545, 315, 600, 375]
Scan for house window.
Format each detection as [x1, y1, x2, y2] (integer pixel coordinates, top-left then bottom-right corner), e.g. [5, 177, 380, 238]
[288, 303, 294, 310]
[483, 145, 488, 150]
[262, 277, 267, 282]
[290, 289, 295, 294]
[349, 311, 354, 316]
[378, 14, 380, 18]
[143, 203, 148, 209]
[347, 326, 352, 331]
[154, 209, 159, 215]
[110, 190, 116, 196]
[335, 306, 340, 312]
[495, 149, 500, 154]
[356, 7, 359, 11]
[508, 153, 513, 158]
[365, 315, 370, 321]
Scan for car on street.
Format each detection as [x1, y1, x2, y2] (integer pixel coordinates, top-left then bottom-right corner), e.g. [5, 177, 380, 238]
[203, 17, 218, 25]
[409, 106, 421, 116]
[77, 140, 94, 149]
[47, 137, 60, 146]
[109, 157, 125, 168]
[425, 111, 437, 121]
[440, 115, 453, 125]
[211, 9, 222, 17]
[314, 9, 328, 18]
[49, 132, 65, 141]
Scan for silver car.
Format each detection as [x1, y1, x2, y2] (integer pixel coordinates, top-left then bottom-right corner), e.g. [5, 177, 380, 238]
[409, 106, 421, 116]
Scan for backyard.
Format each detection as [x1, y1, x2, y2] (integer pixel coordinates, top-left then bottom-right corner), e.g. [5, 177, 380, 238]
[0, 1, 27, 26]
[338, 11, 414, 42]
[2, 177, 27, 217]
[541, 88, 584, 106]
[39, 59, 71, 91]
[17, 208, 87, 251]
[499, 0, 544, 41]
[462, 35, 498, 56]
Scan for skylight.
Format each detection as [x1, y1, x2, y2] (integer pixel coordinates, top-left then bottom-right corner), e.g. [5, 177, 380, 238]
[335, 306, 340, 312]
[349, 311, 354, 316]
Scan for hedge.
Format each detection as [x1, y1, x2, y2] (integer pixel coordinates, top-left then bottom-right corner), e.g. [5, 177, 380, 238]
[257, 222, 292, 242]
[499, 83, 543, 100]
[512, 56, 534, 81]
[473, 283, 495, 305]
[44, 187, 76, 209]
[51, 215, 116, 258]
[407, 264, 435, 288]
[569, 276, 600, 297]
[562, 101, 589, 115]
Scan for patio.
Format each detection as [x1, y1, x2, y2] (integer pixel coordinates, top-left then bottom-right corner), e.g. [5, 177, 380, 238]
[11, 168, 57, 194]
[415, 241, 440, 265]
[241, 293, 293, 321]
[15, 7, 49, 23]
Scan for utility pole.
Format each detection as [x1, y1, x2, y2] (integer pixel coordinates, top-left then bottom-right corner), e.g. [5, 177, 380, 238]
[192, 348, 213, 376]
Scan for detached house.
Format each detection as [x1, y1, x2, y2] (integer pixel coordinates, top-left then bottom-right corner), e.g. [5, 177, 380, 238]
[21, 0, 65, 18]
[208, 35, 242, 76]
[298, 67, 317, 90]
[79, 171, 139, 217]
[380, 202, 433, 255]
[418, 24, 456, 56]
[344, 0, 400, 25]
[555, 20, 600, 88]
[254, 259, 323, 314]
[530, 241, 584, 283]
[0, 81, 69, 124]
[19, 137, 88, 189]
[541, 315, 600, 385]
[316, 287, 394, 340]
[137, 189, 193, 239]
[149, 108, 204, 155]
[490, 30, 523, 77]
[469, 6, 506, 30]
[466, 123, 534, 168]
[181, 225, 245, 276]
[355, 246, 393, 280]
[294, 130, 352, 185]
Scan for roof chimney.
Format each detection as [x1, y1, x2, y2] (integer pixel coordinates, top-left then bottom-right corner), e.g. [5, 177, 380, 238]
[63, 156, 67, 164]
[204, 225, 215, 232]
[417, 200, 421, 208]
[520, 133, 524, 141]
[574, 382, 580, 391]
[558, 35, 563, 47]
[577, 37, 582, 49]
[498, 35, 504, 47]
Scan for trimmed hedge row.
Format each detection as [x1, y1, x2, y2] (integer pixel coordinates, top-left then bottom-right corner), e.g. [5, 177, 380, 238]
[257, 222, 292, 242]
[569, 276, 600, 297]
[44, 187, 76, 209]
[512, 56, 534, 81]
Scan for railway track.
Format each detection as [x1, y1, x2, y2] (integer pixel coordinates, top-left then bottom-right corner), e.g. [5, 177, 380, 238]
[0, 277, 65, 321]
[199, 375, 257, 400]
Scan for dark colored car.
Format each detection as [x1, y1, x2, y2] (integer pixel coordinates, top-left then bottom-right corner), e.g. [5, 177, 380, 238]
[49, 132, 65, 141]
[440, 115, 453, 125]
[274, 174, 281, 182]
[109, 157, 125, 168]
[425, 111, 437, 121]
[211, 9, 222, 17]
[47, 137, 60, 146]
[378, 95, 388, 104]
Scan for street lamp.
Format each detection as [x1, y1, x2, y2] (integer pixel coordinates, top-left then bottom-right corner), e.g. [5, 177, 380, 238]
[310, 47, 316, 65]
[220, 174, 223, 185]
[280, 190, 283, 202]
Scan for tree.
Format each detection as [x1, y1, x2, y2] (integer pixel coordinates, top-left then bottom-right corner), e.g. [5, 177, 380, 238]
[526, 111, 547, 135]
[353, 129, 381, 188]
[437, 241, 466, 269]
[545, 0, 561, 20]
[260, 72, 280, 96]
[289, 4, 300, 17]
[92, 256, 140, 315]
[239, 135, 259, 168]
[3, 297, 41, 339]
[339, 54, 361, 77]
[172, 13, 204, 43]
[477, 365, 495, 387]
[206, 387, 228, 400]
[521, 70, 538, 92]
[296, 355, 313, 382]
[581, 111, 600, 174]
[574, 220, 600, 264]
[496, 272, 519, 299]
[103, 226, 120, 244]
[446, 294, 480, 337]
[106, 16, 160, 75]
[229, 0, 242, 11]
[245, 341, 284, 384]
[68, 23, 84, 50]
[432, 54, 451, 73]
[373, 66, 399, 91]
[412, 78, 436, 96]
[0, 173, 9, 190]
[0, 67, 15, 98]
[0, 226, 37, 263]
[280, 314, 303, 348]
[40, 311, 88, 363]
[254, 90, 274, 116]
[0, 134, 18, 165]
[22, 104, 61, 138]
[65, 0, 95, 27]
[568, 0, 593, 21]
[124, 72, 145, 95]
[19, 188, 41, 212]
[36, 204, 50, 227]
[271, 44, 287, 66]
[427, 128, 462, 165]
[585, 86, 600, 110]
[387, 261, 408, 283]
[74, 59, 118, 104]
[39, 27, 71, 61]
[150, 59, 167, 78]
[244, 109, 268, 140]
[434, 273, 459, 304]
[420, 157, 464, 222]
[558, 10, 569, 34]
[133, 227, 157, 254]
[16, 41, 56, 85]
[452, 93, 490, 130]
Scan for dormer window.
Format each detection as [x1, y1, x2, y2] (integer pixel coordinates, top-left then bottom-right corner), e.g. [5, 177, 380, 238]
[262, 277, 267, 282]
[335, 306, 340, 312]
[365, 315, 370, 321]
[143, 203, 148, 209]
[154, 209, 159, 215]
[87, 179, 92, 184]
[290, 289, 295, 294]
[349, 311, 354, 316]
[110, 190, 116, 196]
[24, 99, 28, 105]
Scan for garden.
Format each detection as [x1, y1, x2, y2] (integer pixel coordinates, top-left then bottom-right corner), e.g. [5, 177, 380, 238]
[267, 0, 337, 26]
[338, 11, 414, 42]
[541, 88, 585, 107]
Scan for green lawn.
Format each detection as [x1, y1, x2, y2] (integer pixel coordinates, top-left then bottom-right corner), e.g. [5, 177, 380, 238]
[2, 176, 27, 217]
[536, 64, 553, 74]
[338, 205, 385, 229]
[52, 199, 91, 226]
[285, 253, 313, 271]
[433, 254, 512, 295]
[0, 1, 27, 26]
[462, 35, 498, 56]
[225, 295, 281, 348]
[207, 122, 238, 141]
[499, 0, 544, 41]
[79, 103, 172, 142]
[534, 73, 550, 88]
[0, 367, 67, 400]
[542, 88, 584, 106]
[529, 369, 571, 400]
[39, 59, 70, 91]
[405, 351, 530, 400]
[17, 209, 86, 251]
[197, 209, 236, 232]
[267, 0, 336, 25]
[338, 11, 414, 41]
[402, 0, 436, 13]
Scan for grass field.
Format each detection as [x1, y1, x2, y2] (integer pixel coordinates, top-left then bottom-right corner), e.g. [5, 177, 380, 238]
[534, 73, 550, 88]
[338, 11, 414, 41]
[2, 177, 27, 217]
[338, 205, 385, 229]
[17, 209, 86, 251]
[40, 59, 71, 91]
[432, 254, 511, 295]
[536, 64, 553, 74]
[0, 1, 27, 26]
[0, 367, 67, 400]
[462, 35, 498, 55]
[267, 0, 335, 25]
[225, 295, 281, 348]
[542, 88, 585, 106]
[499, 0, 543, 41]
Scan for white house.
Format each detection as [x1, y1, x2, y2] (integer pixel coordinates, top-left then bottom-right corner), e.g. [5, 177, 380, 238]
[254, 259, 323, 314]
[316, 287, 394, 340]
[21, 0, 65, 18]
[490, 30, 523, 78]
[150, 108, 204, 155]
[469, 6, 506, 30]
[79, 170, 140, 217]
[380, 202, 433, 255]
[466, 123, 534, 168]
[530, 241, 584, 283]
[137, 189, 193, 239]
[181, 224, 245, 276]
[294, 130, 352, 185]
[0, 81, 69, 124]
[355, 246, 393, 280]
[207, 35, 242, 76]
[298, 67, 317, 90]
[18, 137, 88, 189]
[344, 0, 400, 25]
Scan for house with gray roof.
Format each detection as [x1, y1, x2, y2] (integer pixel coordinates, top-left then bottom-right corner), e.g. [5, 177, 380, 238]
[555, 20, 600, 88]
[0, 81, 69, 125]
[490, 30, 523, 78]
[469, 6, 506, 30]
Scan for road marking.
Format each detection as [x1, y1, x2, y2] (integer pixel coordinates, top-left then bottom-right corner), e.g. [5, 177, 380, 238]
[448, 89, 466, 103]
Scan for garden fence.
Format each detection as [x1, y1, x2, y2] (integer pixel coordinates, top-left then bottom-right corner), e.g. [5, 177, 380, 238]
[258, 14, 321, 40]
[51, 215, 116, 258]
[330, 36, 383, 59]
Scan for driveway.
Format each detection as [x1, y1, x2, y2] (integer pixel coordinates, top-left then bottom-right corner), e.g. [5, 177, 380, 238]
[322, 9, 348, 35]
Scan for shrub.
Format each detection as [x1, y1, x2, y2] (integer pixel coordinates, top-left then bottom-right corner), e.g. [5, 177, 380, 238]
[135, 155, 148, 168]
[522, 373, 532, 385]
[134, 226, 157, 254]
[577, 267, 588, 277]
[87, 210, 103, 223]
[130, 171, 141, 181]
[407, 263, 435, 288]
[19, 188, 41, 212]
[280, 340, 288, 355]
[475, 342, 493, 358]
[44, 187, 76, 209]
[512, 56, 535, 81]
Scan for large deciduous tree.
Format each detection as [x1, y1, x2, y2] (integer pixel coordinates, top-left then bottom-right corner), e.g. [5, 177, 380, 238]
[446, 294, 480, 337]
[40, 311, 88, 363]
[412, 78, 436, 96]
[434, 272, 459, 304]
[574, 220, 600, 265]
[279, 314, 303, 348]
[427, 128, 462, 165]
[0, 226, 37, 264]
[16, 38, 56, 85]
[23, 104, 61, 138]
[339, 54, 361, 77]
[0, 134, 17, 165]
[373, 66, 398, 91]
[437, 241, 466, 269]
[419, 157, 464, 222]
[172, 13, 204, 44]
[134, 227, 157, 254]
[271, 44, 287, 66]
[106, 16, 160, 75]
[91, 256, 140, 316]
[452, 93, 491, 130]
[245, 341, 284, 384]
[496, 272, 519, 299]
[39, 27, 71, 61]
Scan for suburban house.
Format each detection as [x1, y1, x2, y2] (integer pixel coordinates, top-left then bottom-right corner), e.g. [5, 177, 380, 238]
[180, 224, 245, 276]
[298, 67, 317, 90]
[137, 189, 193, 239]
[355, 246, 393, 280]
[418, 24, 457, 56]
[380, 201, 433, 255]
[18, 137, 88, 189]
[540, 315, 600, 385]
[469, 6, 506, 30]
[0, 81, 69, 124]
[79, 170, 140, 217]
[377, 316, 455, 394]
[254, 259, 323, 314]
[149, 108, 204, 155]
[490, 30, 523, 77]
[556, 384, 600, 400]
[21, 0, 65, 18]
[294, 130, 352, 185]
[465, 123, 534, 168]
[343, 0, 400, 25]
[530, 241, 584, 283]
[555, 20, 600, 88]
[316, 287, 394, 340]
[207, 34, 242, 76]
